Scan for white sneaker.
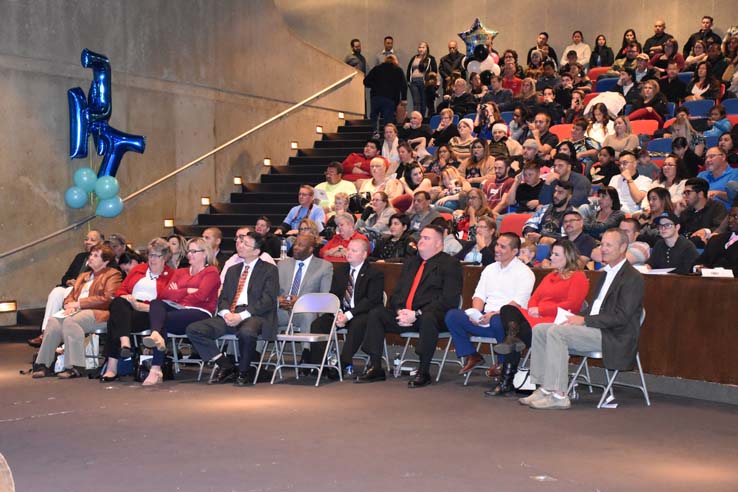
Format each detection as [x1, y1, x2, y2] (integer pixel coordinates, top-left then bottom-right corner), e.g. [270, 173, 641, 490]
[518, 387, 547, 406]
[529, 393, 571, 410]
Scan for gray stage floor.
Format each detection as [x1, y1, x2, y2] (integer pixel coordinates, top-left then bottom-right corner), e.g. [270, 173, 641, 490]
[1, 342, 737, 492]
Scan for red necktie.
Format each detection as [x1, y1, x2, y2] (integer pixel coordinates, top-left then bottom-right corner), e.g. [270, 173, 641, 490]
[230, 265, 250, 312]
[405, 260, 426, 310]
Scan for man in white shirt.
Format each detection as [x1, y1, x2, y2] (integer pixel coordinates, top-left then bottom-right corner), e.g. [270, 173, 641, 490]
[445, 233, 535, 374]
[523, 228, 644, 409]
[186, 231, 279, 386]
[608, 151, 652, 214]
[314, 162, 358, 214]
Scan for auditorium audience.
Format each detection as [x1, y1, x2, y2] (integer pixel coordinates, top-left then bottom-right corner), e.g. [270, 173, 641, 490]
[679, 177, 728, 249]
[539, 153, 592, 207]
[32, 244, 122, 379]
[342, 139, 381, 181]
[637, 187, 676, 247]
[455, 215, 497, 266]
[581, 186, 626, 240]
[694, 203, 738, 276]
[489, 239, 589, 396]
[652, 154, 688, 203]
[202, 227, 228, 270]
[355, 192, 396, 242]
[167, 234, 189, 269]
[646, 211, 700, 274]
[607, 151, 651, 214]
[523, 180, 576, 245]
[320, 213, 369, 262]
[506, 162, 543, 213]
[432, 166, 471, 210]
[458, 138, 494, 185]
[448, 118, 476, 161]
[99, 238, 175, 380]
[358, 157, 403, 201]
[140, 237, 221, 385]
[314, 162, 358, 214]
[698, 147, 738, 208]
[275, 186, 326, 236]
[371, 213, 417, 261]
[381, 123, 400, 167]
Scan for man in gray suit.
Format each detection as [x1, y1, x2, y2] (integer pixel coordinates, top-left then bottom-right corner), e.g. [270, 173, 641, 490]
[277, 233, 333, 363]
[522, 228, 644, 409]
[187, 231, 279, 386]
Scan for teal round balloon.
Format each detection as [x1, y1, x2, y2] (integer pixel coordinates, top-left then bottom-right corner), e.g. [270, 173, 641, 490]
[96, 195, 124, 218]
[73, 167, 98, 193]
[94, 176, 120, 199]
[65, 186, 88, 209]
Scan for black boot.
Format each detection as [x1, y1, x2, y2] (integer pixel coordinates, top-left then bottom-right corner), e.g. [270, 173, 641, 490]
[494, 320, 526, 355]
[484, 362, 517, 397]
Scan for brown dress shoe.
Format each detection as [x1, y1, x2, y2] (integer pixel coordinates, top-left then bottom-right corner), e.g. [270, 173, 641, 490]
[485, 363, 503, 378]
[27, 334, 44, 348]
[458, 353, 484, 374]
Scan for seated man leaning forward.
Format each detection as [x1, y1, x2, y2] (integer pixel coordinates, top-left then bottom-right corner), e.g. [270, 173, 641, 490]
[522, 228, 644, 410]
[187, 231, 279, 386]
[356, 224, 462, 388]
[274, 185, 326, 236]
[445, 233, 535, 374]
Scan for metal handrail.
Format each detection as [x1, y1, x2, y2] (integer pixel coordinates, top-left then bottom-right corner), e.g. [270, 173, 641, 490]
[0, 72, 358, 259]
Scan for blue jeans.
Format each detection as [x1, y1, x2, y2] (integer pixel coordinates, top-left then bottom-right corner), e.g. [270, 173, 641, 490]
[445, 309, 504, 358]
[370, 96, 396, 131]
[409, 79, 426, 115]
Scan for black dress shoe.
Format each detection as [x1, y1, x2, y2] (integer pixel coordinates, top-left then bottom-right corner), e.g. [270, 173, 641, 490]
[99, 374, 120, 383]
[407, 371, 432, 388]
[354, 367, 386, 383]
[236, 371, 253, 387]
[210, 365, 236, 384]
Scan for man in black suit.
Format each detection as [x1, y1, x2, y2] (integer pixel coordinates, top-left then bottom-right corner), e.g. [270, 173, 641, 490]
[522, 228, 644, 409]
[694, 204, 738, 276]
[308, 238, 384, 377]
[356, 224, 463, 388]
[186, 231, 279, 386]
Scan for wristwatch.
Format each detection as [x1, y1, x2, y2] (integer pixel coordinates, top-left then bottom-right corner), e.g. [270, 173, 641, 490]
[415, 309, 423, 318]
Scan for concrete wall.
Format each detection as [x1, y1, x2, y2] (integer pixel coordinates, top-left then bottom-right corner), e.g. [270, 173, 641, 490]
[0, 0, 364, 311]
[275, 0, 735, 73]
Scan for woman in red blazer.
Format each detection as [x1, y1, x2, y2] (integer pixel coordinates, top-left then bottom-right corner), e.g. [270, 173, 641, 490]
[140, 237, 221, 386]
[487, 239, 589, 396]
[99, 238, 175, 381]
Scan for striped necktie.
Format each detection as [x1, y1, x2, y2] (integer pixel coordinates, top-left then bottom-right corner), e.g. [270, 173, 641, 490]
[230, 265, 250, 312]
[343, 268, 355, 311]
[290, 262, 304, 296]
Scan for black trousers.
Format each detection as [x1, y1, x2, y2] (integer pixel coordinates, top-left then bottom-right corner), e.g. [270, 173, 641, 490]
[498, 305, 534, 366]
[187, 316, 267, 373]
[309, 312, 369, 366]
[363, 306, 446, 373]
[104, 297, 150, 358]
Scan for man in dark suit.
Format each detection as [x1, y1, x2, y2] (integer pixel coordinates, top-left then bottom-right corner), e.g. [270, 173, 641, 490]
[356, 224, 463, 388]
[308, 238, 384, 377]
[694, 204, 738, 276]
[523, 228, 644, 409]
[186, 231, 279, 386]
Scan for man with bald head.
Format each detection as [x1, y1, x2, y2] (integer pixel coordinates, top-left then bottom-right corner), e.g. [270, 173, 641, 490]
[399, 110, 433, 149]
[439, 41, 466, 91]
[523, 228, 644, 409]
[202, 227, 228, 271]
[643, 19, 672, 56]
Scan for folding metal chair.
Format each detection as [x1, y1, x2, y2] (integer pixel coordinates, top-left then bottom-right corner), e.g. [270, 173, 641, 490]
[462, 336, 498, 385]
[167, 333, 205, 381]
[271, 293, 342, 387]
[566, 309, 650, 408]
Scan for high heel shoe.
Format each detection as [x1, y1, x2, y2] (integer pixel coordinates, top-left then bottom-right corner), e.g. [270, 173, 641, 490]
[142, 331, 166, 351]
[99, 373, 120, 383]
[142, 369, 163, 386]
[119, 346, 134, 359]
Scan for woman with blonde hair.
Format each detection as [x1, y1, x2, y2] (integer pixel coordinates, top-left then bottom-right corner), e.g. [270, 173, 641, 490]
[628, 79, 669, 126]
[433, 165, 472, 209]
[602, 115, 640, 157]
[454, 187, 493, 241]
[381, 123, 400, 167]
[140, 237, 221, 386]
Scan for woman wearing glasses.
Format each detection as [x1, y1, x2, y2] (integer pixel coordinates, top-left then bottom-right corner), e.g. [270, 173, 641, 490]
[99, 238, 176, 381]
[140, 238, 221, 385]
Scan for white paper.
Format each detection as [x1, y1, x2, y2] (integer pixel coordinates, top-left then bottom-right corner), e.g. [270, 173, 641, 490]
[465, 308, 490, 327]
[52, 309, 71, 319]
[701, 267, 734, 278]
[634, 265, 674, 275]
[554, 307, 574, 325]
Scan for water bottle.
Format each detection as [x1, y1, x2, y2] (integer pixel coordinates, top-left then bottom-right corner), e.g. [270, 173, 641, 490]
[279, 238, 288, 260]
[345, 364, 353, 376]
[393, 352, 402, 378]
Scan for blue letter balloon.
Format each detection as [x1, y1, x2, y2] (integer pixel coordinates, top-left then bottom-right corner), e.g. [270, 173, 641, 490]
[73, 167, 98, 193]
[65, 186, 88, 209]
[94, 176, 119, 200]
[96, 195, 124, 218]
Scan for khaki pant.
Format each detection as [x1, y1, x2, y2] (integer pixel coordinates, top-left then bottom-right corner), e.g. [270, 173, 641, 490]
[35, 310, 106, 369]
[530, 323, 602, 393]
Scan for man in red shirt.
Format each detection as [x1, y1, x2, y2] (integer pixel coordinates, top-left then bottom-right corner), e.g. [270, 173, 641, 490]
[342, 138, 381, 181]
[501, 61, 523, 97]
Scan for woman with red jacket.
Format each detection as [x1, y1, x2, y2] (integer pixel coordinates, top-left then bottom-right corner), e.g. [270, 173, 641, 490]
[99, 238, 175, 381]
[485, 239, 589, 396]
[140, 237, 221, 386]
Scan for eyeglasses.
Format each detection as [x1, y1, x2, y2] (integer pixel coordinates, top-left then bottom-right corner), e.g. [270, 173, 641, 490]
[148, 253, 165, 258]
[236, 234, 249, 242]
[728, 214, 738, 220]
[187, 249, 204, 254]
[656, 223, 675, 229]
[298, 192, 312, 197]
[705, 154, 722, 159]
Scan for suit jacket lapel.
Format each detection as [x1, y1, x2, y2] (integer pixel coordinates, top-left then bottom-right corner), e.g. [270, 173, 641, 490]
[298, 257, 319, 295]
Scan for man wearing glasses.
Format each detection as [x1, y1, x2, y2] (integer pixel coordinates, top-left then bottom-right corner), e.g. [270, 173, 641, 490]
[694, 203, 738, 276]
[697, 147, 738, 209]
[679, 177, 728, 249]
[646, 211, 699, 274]
[187, 231, 279, 386]
[275, 185, 326, 235]
[314, 162, 358, 215]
